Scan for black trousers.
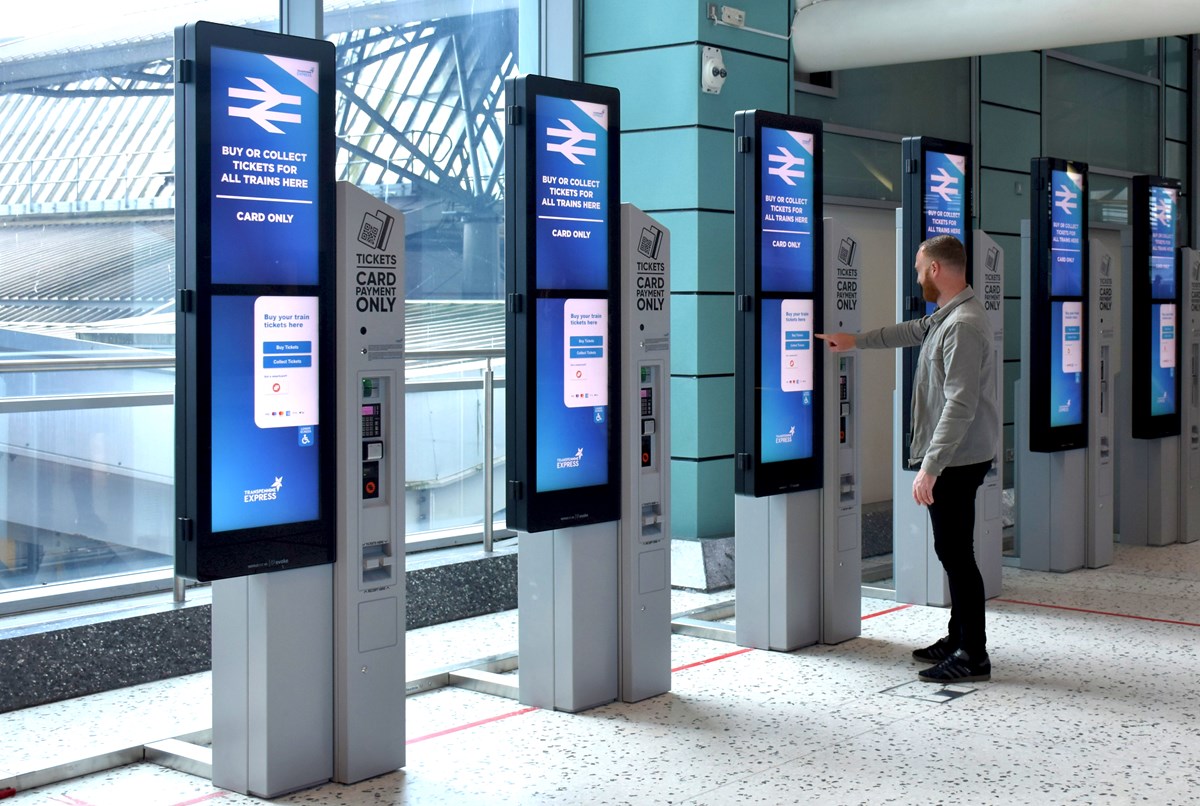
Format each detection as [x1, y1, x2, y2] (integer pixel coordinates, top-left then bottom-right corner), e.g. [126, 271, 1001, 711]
[926, 460, 992, 657]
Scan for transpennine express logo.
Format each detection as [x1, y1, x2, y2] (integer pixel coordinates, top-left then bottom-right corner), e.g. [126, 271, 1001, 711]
[244, 476, 284, 503]
[775, 425, 796, 445]
[556, 447, 584, 469]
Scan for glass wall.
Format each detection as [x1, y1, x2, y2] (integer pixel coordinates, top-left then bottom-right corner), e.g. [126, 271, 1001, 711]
[327, 1, 517, 542]
[0, 0, 519, 604]
[796, 58, 972, 202]
[796, 37, 1193, 590]
[0, 1, 278, 600]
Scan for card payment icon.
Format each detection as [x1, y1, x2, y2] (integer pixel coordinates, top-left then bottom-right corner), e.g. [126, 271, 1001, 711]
[358, 210, 395, 250]
[638, 225, 663, 260]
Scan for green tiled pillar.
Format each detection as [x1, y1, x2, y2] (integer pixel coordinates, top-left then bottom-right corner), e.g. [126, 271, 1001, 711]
[583, 1, 793, 582]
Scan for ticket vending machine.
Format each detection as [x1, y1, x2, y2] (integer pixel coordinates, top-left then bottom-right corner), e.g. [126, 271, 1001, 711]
[1116, 177, 1182, 546]
[892, 229, 1004, 603]
[891, 137, 1002, 603]
[618, 204, 671, 703]
[1016, 157, 1089, 572]
[731, 110, 860, 651]
[733, 215, 862, 649]
[1180, 247, 1200, 543]
[333, 182, 405, 783]
[505, 75, 622, 713]
[891, 236, 1005, 601]
[1086, 239, 1117, 567]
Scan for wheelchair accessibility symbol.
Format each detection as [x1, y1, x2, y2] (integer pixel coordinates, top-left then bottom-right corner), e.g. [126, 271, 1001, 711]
[593, 407, 606, 424]
[298, 425, 315, 447]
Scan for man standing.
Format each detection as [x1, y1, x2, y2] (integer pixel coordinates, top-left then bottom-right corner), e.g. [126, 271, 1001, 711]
[817, 234, 998, 683]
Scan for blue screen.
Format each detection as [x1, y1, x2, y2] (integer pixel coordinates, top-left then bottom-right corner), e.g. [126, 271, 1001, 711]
[1151, 303, 1177, 417]
[535, 95, 610, 291]
[759, 126, 815, 294]
[760, 298, 815, 463]
[1049, 168, 1084, 297]
[534, 297, 610, 492]
[1049, 301, 1084, 427]
[210, 295, 321, 531]
[1150, 185, 1177, 300]
[210, 46, 321, 286]
[922, 150, 968, 314]
[924, 151, 967, 242]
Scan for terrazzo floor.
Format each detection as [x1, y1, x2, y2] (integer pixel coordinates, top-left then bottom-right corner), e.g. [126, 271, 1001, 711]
[5, 542, 1200, 804]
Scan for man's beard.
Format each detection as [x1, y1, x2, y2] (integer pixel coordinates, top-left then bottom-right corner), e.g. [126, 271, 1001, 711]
[920, 278, 938, 303]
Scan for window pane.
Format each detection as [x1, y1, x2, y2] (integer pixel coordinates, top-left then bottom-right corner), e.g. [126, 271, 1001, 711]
[822, 134, 900, 203]
[1057, 39, 1159, 78]
[1166, 87, 1187, 143]
[1166, 140, 1187, 189]
[796, 59, 970, 142]
[1089, 174, 1131, 226]
[0, 1, 278, 598]
[1045, 59, 1158, 175]
[329, 3, 518, 539]
[1164, 36, 1189, 89]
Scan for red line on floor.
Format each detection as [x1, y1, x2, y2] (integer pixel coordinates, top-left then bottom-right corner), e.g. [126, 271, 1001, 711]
[410, 607, 916, 746]
[170, 792, 229, 806]
[49, 795, 95, 806]
[862, 603, 913, 620]
[996, 598, 1200, 628]
[407, 706, 539, 745]
[672, 647, 753, 672]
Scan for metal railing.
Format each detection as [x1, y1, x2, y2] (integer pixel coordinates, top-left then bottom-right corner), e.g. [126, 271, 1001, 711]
[405, 349, 505, 552]
[0, 149, 173, 210]
[0, 346, 508, 608]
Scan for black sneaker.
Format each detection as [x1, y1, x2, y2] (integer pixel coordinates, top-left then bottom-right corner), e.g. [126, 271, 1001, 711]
[911, 636, 956, 665]
[918, 649, 991, 683]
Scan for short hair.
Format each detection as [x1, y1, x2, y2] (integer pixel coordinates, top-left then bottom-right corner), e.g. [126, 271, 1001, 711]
[919, 235, 966, 272]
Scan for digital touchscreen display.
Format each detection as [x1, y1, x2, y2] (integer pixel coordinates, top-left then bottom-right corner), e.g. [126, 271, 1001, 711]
[1049, 300, 1084, 428]
[210, 46, 321, 286]
[760, 298, 814, 463]
[1149, 185, 1178, 300]
[921, 150, 968, 314]
[534, 96, 610, 291]
[1150, 303, 1177, 417]
[504, 75, 621, 531]
[210, 295, 321, 532]
[534, 297, 610, 492]
[1049, 168, 1084, 297]
[759, 126, 815, 294]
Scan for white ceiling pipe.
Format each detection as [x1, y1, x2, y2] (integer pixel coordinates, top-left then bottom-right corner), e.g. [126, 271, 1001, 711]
[793, 0, 1200, 73]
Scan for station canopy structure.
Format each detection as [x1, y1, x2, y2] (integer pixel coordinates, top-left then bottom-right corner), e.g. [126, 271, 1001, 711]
[0, 0, 515, 348]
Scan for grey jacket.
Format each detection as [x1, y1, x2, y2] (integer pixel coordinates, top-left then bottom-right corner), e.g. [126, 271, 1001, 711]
[856, 286, 999, 476]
